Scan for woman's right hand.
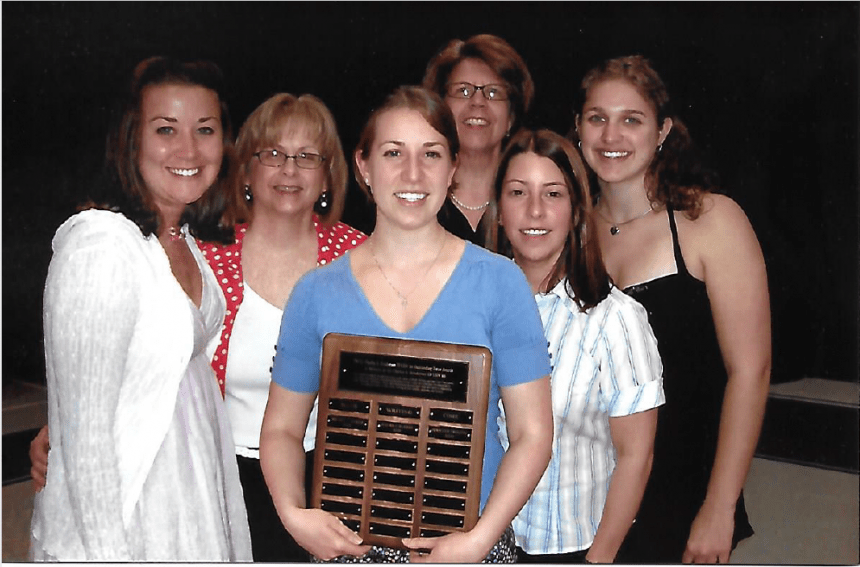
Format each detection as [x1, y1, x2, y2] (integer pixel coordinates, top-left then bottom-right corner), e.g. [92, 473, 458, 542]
[30, 425, 50, 492]
[282, 506, 371, 561]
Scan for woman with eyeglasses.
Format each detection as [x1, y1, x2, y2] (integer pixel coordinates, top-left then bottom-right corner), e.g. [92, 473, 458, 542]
[198, 92, 366, 561]
[422, 34, 534, 248]
[259, 86, 553, 563]
[29, 56, 252, 561]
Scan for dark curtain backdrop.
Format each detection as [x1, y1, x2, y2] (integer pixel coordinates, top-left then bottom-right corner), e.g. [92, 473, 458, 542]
[3, 1, 858, 386]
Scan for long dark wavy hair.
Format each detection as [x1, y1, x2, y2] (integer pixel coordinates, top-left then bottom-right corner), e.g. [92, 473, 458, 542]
[495, 129, 610, 311]
[570, 55, 720, 219]
[87, 56, 235, 243]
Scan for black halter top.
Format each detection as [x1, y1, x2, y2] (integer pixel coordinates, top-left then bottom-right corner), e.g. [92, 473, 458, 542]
[618, 207, 753, 562]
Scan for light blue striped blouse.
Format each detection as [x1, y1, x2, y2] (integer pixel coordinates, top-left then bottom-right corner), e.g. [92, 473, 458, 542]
[499, 280, 665, 555]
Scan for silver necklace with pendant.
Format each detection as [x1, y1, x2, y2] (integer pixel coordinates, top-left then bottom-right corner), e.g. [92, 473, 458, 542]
[370, 236, 447, 308]
[596, 206, 654, 236]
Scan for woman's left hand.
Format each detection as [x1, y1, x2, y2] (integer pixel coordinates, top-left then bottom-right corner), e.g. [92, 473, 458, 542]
[682, 500, 735, 564]
[402, 531, 493, 563]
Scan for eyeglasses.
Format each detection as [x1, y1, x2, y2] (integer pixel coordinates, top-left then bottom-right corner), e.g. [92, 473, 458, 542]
[253, 149, 326, 169]
[445, 82, 511, 102]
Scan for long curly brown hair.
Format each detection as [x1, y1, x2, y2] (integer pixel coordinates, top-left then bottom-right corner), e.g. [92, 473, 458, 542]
[570, 55, 720, 219]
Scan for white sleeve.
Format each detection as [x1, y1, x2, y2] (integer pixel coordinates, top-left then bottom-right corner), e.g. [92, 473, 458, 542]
[44, 223, 140, 558]
[599, 291, 665, 417]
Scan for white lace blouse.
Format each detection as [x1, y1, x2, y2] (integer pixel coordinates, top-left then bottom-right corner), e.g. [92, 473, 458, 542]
[30, 210, 251, 561]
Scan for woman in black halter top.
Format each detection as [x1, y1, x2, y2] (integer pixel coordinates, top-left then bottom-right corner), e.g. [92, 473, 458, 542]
[571, 56, 771, 564]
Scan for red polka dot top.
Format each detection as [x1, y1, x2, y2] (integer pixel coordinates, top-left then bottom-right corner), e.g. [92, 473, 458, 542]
[199, 216, 367, 396]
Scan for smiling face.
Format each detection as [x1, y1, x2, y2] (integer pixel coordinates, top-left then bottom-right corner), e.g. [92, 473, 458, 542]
[577, 78, 672, 188]
[445, 58, 513, 154]
[246, 120, 327, 219]
[500, 151, 572, 274]
[356, 108, 456, 231]
[137, 83, 223, 219]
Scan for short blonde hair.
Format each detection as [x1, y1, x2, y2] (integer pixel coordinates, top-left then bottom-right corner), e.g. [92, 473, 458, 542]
[229, 93, 347, 226]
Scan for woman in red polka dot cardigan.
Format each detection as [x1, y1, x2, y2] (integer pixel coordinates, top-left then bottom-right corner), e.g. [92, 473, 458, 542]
[198, 93, 366, 561]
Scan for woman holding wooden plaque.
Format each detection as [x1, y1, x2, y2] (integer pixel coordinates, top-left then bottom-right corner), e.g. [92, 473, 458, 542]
[260, 86, 553, 563]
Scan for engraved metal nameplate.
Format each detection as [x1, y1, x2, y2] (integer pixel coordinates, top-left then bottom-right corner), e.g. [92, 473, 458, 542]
[311, 333, 491, 549]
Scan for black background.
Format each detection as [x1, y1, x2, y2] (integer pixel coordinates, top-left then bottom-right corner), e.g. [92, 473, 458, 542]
[3, 2, 858, 387]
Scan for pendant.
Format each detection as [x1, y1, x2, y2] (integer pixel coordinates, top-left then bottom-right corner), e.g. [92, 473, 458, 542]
[610, 226, 620, 236]
[400, 298, 408, 309]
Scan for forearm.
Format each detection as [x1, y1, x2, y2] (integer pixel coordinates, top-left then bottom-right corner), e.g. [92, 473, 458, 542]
[260, 387, 369, 560]
[705, 365, 770, 510]
[259, 425, 309, 531]
[472, 430, 552, 554]
[587, 452, 652, 562]
[474, 376, 553, 554]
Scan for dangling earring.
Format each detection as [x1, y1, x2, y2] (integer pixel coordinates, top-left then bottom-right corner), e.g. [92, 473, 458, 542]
[244, 185, 252, 202]
[657, 143, 663, 153]
[577, 140, 582, 149]
[314, 190, 330, 214]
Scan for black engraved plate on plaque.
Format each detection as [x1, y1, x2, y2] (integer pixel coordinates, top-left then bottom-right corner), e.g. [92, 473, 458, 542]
[425, 460, 469, 476]
[324, 449, 366, 465]
[374, 455, 417, 471]
[312, 334, 492, 549]
[427, 443, 471, 459]
[376, 438, 418, 453]
[321, 500, 363, 516]
[339, 351, 469, 402]
[325, 432, 367, 448]
[423, 494, 466, 511]
[421, 512, 465, 528]
[329, 398, 370, 413]
[424, 477, 468, 493]
[369, 523, 412, 539]
[322, 483, 364, 499]
[373, 472, 416, 488]
[428, 426, 472, 442]
[377, 421, 420, 436]
[323, 466, 365, 482]
[373, 488, 415, 505]
[420, 528, 451, 538]
[327, 415, 369, 430]
[378, 404, 422, 419]
[429, 408, 474, 425]
[371, 506, 413, 522]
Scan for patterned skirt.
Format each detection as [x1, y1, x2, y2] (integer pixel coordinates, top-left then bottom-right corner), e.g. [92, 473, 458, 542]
[314, 526, 517, 563]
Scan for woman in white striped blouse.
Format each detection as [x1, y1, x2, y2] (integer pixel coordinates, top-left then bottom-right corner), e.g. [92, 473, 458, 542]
[495, 129, 665, 563]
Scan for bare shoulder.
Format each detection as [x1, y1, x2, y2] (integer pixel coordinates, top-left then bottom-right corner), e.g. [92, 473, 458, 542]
[688, 193, 752, 233]
[678, 193, 758, 249]
[676, 193, 763, 278]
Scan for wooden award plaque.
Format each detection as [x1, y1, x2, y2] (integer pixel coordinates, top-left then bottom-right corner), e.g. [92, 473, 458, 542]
[311, 333, 492, 548]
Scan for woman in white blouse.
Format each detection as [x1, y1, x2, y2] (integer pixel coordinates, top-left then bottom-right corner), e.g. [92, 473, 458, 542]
[30, 92, 367, 562]
[496, 129, 664, 563]
[198, 92, 366, 561]
[29, 57, 251, 561]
